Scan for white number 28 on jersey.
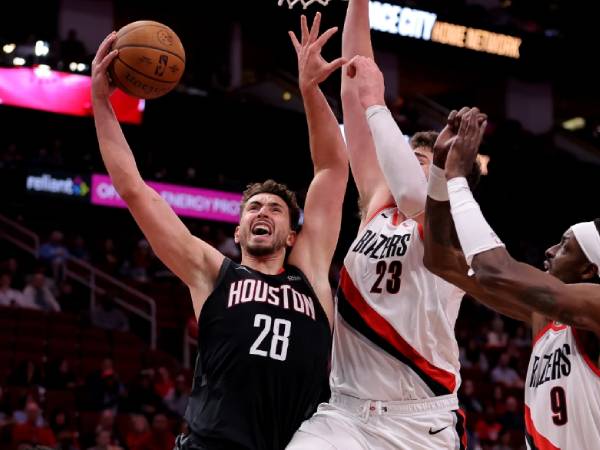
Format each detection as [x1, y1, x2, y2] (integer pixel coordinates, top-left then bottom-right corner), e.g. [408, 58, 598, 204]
[249, 314, 291, 361]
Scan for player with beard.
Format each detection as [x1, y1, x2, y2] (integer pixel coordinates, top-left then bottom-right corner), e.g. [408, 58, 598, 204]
[91, 15, 348, 450]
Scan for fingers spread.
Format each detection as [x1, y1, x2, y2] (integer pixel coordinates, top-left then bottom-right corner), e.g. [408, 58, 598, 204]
[301, 15, 309, 46]
[313, 26, 338, 50]
[289, 31, 301, 53]
[309, 12, 321, 43]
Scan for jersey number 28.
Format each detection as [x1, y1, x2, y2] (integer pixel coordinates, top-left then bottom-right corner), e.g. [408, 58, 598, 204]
[249, 314, 291, 361]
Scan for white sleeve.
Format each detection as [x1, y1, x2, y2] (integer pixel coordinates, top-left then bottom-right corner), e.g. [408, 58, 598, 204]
[366, 105, 427, 217]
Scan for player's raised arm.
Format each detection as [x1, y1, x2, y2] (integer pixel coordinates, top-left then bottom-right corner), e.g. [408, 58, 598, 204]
[423, 109, 533, 322]
[91, 33, 223, 305]
[341, 0, 392, 222]
[287, 14, 349, 322]
[443, 110, 600, 333]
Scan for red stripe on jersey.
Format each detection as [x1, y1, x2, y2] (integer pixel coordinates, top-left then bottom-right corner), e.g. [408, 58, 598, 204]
[339, 267, 456, 393]
[392, 210, 400, 226]
[365, 203, 396, 225]
[418, 223, 424, 241]
[524, 404, 560, 450]
[571, 327, 600, 378]
[533, 322, 567, 347]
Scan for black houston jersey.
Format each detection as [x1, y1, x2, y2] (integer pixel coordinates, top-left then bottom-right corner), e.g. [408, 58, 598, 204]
[185, 258, 332, 450]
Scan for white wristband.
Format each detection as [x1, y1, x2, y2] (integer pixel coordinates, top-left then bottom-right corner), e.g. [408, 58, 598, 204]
[448, 177, 504, 266]
[427, 164, 449, 202]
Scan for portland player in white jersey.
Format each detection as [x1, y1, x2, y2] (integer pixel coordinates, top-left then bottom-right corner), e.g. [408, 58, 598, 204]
[424, 107, 600, 449]
[287, 2, 481, 449]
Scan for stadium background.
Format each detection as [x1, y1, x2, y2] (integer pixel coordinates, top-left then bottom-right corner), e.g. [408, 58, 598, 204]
[0, 0, 598, 449]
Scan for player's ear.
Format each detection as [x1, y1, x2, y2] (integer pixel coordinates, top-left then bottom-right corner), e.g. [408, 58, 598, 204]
[581, 262, 598, 281]
[234, 226, 241, 245]
[286, 230, 297, 248]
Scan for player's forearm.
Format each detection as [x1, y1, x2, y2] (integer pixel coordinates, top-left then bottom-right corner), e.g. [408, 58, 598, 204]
[423, 197, 462, 270]
[92, 96, 144, 198]
[342, 0, 374, 74]
[366, 106, 426, 216]
[302, 86, 348, 174]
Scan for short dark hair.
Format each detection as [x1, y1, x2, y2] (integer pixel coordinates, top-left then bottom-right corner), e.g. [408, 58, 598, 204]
[410, 131, 438, 150]
[241, 180, 301, 230]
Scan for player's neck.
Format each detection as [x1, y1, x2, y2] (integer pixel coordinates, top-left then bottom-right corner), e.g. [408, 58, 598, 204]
[241, 252, 285, 275]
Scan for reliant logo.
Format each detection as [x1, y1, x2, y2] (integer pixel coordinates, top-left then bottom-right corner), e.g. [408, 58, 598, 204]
[26, 174, 89, 197]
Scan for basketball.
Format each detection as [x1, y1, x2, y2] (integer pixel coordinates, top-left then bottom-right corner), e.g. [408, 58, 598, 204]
[108, 20, 185, 99]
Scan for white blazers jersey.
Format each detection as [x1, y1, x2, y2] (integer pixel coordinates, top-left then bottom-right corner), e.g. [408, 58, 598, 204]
[331, 206, 465, 401]
[525, 322, 600, 450]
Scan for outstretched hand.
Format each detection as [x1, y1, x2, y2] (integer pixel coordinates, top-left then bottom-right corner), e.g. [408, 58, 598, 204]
[289, 13, 347, 92]
[91, 32, 119, 101]
[346, 55, 385, 110]
[445, 107, 488, 179]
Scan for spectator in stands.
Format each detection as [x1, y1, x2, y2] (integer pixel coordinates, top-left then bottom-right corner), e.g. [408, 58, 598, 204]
[0, 271, 25, 307]
[22, 272, 61, 312]
[49, 409, 80, 450]
[163, 374, 190, 418]
[125, 415, 151, 450]
[11, 392, 43, 425]
[153, 367, 173, 399]
[137, 413, 175, 450]
[11, 401, 56, 447]
[94, 410, 123, 447]
[97, 238, 121, 275]
[69, 235, 90, 261]
[510, 324, 531, 348]
[0, 386, 12, 430]
[500, 396, 524, 432]
[492, 431, 515, 450]
[486, 315, 509, 349]
[0, 143, 23, 170]
[91, 295, 129, 332]
[475, 404, 503, 444]
[1, 257, 23, 288]
[56, 280, 83, 314]
[8, 360, 43, 387]
[45, 358, 78, 390]
[459, 379, 483, 414]
[491, 354, 524, 388]
[492, 385, 507, 415]
[88, 429, 123, 450]
[60, 29, 87, 64]
[97, 370, 125, 412]
[460, 339, 489, 372]
[121, 239, 154, 283]
[124, 370, 163, 416]
[39, 230, 69, 279]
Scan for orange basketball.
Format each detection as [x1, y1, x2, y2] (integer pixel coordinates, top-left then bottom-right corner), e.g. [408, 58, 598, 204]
[108, 20, 185, 99]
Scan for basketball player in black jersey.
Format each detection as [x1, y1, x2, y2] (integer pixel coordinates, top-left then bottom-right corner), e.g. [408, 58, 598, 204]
[91, 14, 348, 450]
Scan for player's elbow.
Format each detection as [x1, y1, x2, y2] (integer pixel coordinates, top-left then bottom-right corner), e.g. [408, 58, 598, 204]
[472, 252, 517, 291]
